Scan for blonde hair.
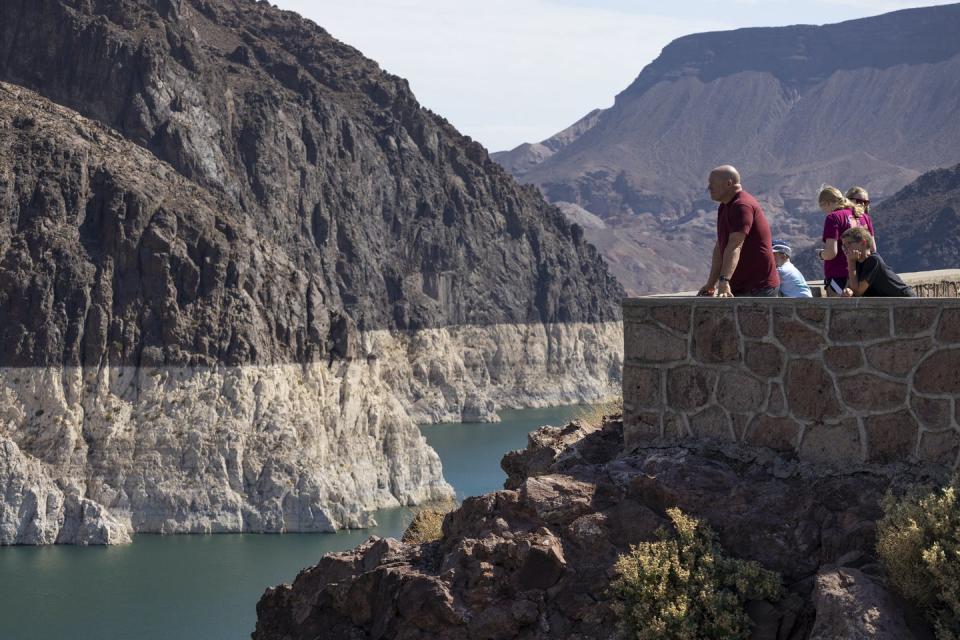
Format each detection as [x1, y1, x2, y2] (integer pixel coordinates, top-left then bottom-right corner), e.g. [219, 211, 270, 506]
[819, 185, 864, 219]
[841, 226, 873, 245]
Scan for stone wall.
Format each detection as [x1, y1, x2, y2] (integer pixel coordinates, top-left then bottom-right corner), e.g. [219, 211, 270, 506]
[623, 298, 960, 469]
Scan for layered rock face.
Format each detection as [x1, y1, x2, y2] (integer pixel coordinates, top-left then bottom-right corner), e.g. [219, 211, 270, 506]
[254, 418, 937, 639]
[493, 4, 960, 294]
[0, 0, 623, 543]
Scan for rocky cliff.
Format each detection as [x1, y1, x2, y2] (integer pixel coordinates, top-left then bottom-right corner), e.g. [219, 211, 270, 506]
[494, 4, 960, 294]
[0, 0, 624, 543]
[254, 416, 938, 639]
[872, 162, 960, 273]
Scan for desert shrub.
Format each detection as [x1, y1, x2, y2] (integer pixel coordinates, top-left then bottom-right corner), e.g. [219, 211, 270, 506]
[575, 395, 623, 428]
[878, 479, 960, 639]
[401, 501, 456, 544]
[612, 507, 782, 640]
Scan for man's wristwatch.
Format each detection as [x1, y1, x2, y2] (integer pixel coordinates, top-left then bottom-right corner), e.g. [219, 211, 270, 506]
[718, 275, 730, 284]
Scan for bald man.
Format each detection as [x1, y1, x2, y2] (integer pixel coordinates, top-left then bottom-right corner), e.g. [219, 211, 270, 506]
[698, 166, 779, 297]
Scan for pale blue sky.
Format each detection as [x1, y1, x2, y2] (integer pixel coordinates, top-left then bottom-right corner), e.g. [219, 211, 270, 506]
[275, 1, 956, 151]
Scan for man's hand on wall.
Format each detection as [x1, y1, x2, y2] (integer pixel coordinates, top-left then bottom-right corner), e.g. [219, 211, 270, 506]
[716, 281, 734, 298]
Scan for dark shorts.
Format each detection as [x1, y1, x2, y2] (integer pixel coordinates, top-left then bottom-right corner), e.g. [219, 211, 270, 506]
[824, 277, 848, 293]
[737, 286, 779, 297]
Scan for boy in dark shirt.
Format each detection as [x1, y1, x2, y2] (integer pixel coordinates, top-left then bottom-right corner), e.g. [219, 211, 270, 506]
[840, 227, 915, 297]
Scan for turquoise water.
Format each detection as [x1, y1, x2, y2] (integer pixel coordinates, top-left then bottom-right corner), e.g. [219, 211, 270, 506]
[0, 405, 581, 640]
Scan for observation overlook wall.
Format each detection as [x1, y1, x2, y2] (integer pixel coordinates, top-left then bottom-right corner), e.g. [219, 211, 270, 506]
[623, 282, 960, 469]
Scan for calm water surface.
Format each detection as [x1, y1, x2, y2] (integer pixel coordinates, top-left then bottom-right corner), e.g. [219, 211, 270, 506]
[0, 405, 581, 640]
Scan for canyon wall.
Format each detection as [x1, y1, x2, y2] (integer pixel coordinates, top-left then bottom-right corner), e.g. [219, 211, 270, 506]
[0, 0, 624, 545]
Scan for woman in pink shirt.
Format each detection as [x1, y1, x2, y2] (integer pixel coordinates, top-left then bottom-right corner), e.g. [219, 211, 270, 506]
[816, 186, 875, 296]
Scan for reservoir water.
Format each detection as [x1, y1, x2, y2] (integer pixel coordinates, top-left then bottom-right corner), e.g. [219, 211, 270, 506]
[0, 406, 583, 640]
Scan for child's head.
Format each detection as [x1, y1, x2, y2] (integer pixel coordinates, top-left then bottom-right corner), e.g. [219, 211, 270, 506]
[771, 240, 791, 267]
[818, 185, 858, 215]
[841, 226, 874, 255]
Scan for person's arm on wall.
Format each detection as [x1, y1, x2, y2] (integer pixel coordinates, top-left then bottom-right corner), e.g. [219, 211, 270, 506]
[716, 232, 746, 297]
[843, 251, 871, 297]
[699, 242, 722, 296]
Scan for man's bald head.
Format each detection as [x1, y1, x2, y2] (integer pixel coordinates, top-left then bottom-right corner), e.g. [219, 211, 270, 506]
[707, 165, 743, 203]
[710, 165, 741, 185]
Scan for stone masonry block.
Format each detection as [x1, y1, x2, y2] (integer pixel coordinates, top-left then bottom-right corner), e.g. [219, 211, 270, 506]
[774, 317, 825, 356]
[910, 395, 953, 430]
[737, 307, 770, 338]
[894, 307, 938, 336]
[914, 350, 960, 395]
[799, 421, 861, 466]
[745, 342, 785, 378]
[824, 347, 863, 373]
[786, 359, 842, 421]
[917, 429, 960, 466]
[625, 322, 687, 363]
[623, 365, 660, 409]
[796, 306, 827, 325]
[651, 306, 691, 333]
[666, 366, 715, 411]
[864, 338, 932, 378]
[838, 375, 907, 412]
[716, 372, 766, 413]
[743, 415, 801, 452]
[693, 309, 740, 363]
[864, 411, 919, 464]
[829, 308, 889, 343]
[689, 406, 733, 441]
[936, 308, 960, 343]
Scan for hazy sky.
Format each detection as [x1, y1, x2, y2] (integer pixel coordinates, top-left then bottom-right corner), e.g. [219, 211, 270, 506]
[274, 1, 956, 152]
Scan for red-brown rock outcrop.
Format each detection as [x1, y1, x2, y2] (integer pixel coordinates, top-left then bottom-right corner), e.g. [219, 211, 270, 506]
[253, 418, 937, 639]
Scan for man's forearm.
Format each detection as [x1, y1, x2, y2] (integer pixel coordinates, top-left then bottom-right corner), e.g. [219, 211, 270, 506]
[720, 243, 742, 281]
[706, 243, 722, 286]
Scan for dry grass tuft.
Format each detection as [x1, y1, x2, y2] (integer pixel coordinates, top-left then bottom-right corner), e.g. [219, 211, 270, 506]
[574, 395, 623, 428]
[401, 500, 457, 544]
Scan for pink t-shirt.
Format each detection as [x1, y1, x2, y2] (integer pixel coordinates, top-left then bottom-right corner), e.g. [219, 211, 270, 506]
[822, 209, 875, 279]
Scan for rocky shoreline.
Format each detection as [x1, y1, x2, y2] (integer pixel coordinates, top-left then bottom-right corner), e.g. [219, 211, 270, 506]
[253, 416, 939, 639]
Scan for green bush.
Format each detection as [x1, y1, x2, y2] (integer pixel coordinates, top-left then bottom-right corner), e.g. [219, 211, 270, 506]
[878, 480, 960, 640]
[612, 507, 782, 640]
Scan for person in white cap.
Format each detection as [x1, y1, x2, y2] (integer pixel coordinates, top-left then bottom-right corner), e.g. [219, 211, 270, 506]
[772, 240, 812, 298]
